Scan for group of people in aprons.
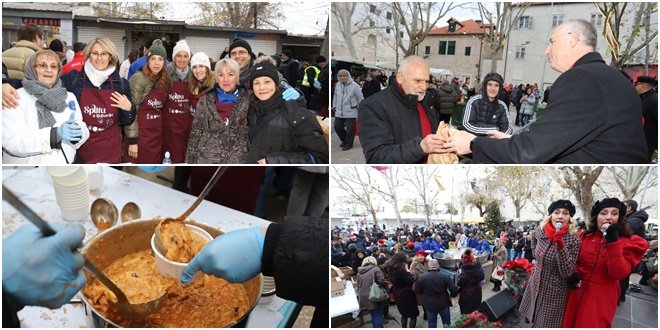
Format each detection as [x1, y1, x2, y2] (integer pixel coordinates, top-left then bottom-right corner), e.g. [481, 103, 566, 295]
[3, 34, 328, 164]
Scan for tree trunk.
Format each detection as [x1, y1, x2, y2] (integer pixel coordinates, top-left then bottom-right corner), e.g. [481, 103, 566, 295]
[371, 209, 379, 229]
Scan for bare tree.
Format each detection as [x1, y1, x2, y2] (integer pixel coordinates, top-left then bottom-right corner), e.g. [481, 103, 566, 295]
[477, 2, 530, 73]
[332, 166, 381, 228]
[370, 167, 404, 228]
[595, 2, 659, 70]
[401, 167, 440, 226]
[547, 166, 604, 219]
[92, 2, 172, 19]
[393, 2, 459, 56]
[193, 2, 281, 29]
[492, 167, 536, 220]
[331, 3, 387, 59]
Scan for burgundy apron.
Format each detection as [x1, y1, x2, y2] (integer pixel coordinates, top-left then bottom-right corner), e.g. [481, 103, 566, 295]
[161, 80, 193, 163]
[76, 73, 121, 164]
[124, 85, 167, 164]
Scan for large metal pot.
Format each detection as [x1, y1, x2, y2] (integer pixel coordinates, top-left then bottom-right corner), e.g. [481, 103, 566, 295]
[434, 248, 490, 270]
[80, 218, 263, 328]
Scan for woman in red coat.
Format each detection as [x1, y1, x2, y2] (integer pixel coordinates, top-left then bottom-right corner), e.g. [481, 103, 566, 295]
[562, 198, 648, 327]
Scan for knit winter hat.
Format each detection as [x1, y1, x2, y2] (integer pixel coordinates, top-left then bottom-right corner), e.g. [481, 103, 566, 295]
[190, 52, 211, 71]
[228, 39, 253, 58]
[590, 198, 627, 218]
[407, 242, 415, 248]
[415, 250, 427, 257]
[147, 43, 167, 62]
[144, 33, 161, 49]
[172, 40, 190, 59]
[49, 39, 64, 52]
[315, 55, 327, 63]
[281, 49, 293, 59]
[250, 61, 279, 85]
[548, 199, 576, 217]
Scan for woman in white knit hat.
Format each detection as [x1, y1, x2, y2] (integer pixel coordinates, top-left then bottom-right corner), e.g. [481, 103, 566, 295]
[162, 39, 193, 163]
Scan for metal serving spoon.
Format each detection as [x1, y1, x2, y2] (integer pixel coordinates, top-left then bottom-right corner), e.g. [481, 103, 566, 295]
[120, 202, 141, 222]
[2, 186, 166, 320]
[153, 166, 227, 257]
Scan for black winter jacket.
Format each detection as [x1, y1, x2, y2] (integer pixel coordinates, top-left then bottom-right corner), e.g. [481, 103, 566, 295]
[247, 98, 328, 164]
[627, 209, 649, 239]
[414, 269, 459, 312]
[457, 261, 484, 314]
[462, 94, 512, 136]
[437, 83, 460, 115]
[358, 83, 440, 163]
[471, 52, 648, 164]
[262, 215, 327, 308]
[640, 89, 658, 159]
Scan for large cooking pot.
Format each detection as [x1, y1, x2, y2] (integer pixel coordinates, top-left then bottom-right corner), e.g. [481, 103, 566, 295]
[80, 218, 263, 328]
[434, 248, 490, 270]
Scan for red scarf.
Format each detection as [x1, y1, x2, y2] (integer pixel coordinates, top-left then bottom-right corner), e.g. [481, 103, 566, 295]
[544, 221, 569, 243]
[397, 82, 432, 163]
[462, 253, 475, 264]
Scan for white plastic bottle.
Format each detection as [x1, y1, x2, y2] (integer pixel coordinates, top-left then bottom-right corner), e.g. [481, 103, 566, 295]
[163, 151, 172, 164]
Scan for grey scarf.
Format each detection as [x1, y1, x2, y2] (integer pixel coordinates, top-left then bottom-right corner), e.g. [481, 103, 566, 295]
[22, 53, 67, 129]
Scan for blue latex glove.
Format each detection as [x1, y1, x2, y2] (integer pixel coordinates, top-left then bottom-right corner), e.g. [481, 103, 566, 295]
[313, 80, 322, 90]
[2, 223, 86, 308]
[282, 86, 300, 101]
[181, 227, 264, 284]
[138, 166, 168, 172]
[57, 113, 82, 142]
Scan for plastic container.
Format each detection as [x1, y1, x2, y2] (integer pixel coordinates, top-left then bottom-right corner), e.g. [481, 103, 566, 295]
[59, 204, 90, 221]
[151, 224, 213, 284]
[85, 166, 104, 190]
[48, 166, 87, 185]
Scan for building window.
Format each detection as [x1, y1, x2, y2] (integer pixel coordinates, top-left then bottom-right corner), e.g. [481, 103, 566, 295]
[591, 13, 603, 27]
[552, 14, 564, 27]
[518, 16, 533, 29]
[439, 41, 447, 55]
[515, 46, 526, 59]
[370, 20, 375, 27]
[367, 34, 377, 47]
[425, 46, 431, 55]
[400, 31, 404, 38]
[448, 41, 456, 55]
[386, 11, 392, 20]
[449, 22, 456, 32]
[386, 27, 391, 34]
[465, 46, 471, 56]
[369, 4, 377, 13]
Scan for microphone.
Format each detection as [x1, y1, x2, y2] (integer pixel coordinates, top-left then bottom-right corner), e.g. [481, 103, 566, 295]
[601, 223, 610, 236]
[555, 222, 563, 232]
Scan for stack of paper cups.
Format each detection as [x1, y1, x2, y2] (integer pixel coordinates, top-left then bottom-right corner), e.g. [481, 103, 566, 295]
[47, 166, 90, 221]
[85, 166, 104, 190]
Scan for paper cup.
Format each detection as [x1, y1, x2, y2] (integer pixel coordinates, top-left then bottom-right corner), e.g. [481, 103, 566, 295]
[151, 224, 213, 284]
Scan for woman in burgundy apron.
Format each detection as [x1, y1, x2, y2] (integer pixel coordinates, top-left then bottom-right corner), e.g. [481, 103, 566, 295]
[161, 40, 194, 163]
[1, 37, 136, 164]
[123, 42, 169, 164]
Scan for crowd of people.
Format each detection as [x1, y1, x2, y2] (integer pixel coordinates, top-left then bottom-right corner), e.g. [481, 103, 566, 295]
[2, 24, 329, 164]
[331, 197, 655, 328]
[334, 19, 656, 164]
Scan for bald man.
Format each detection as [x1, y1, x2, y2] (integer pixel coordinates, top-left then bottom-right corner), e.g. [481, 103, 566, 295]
[446, 19, 647, 164]
[358, 55, 447, 163]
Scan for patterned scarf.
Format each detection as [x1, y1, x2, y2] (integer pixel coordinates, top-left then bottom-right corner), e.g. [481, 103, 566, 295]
[21, 53, 67, 129]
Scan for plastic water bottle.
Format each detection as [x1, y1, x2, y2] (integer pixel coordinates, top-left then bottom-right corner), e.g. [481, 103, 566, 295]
[162, 151, 172, 164]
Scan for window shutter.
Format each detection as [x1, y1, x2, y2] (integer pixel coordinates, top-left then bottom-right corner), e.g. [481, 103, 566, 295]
[529, 17, 534, 29]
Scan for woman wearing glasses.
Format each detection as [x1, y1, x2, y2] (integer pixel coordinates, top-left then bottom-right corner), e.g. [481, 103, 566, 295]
[3, 50, 89, 163]
[2, 37, 135, 164]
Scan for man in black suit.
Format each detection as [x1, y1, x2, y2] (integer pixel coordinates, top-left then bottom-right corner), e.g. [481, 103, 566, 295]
[445, 19, 647, 164]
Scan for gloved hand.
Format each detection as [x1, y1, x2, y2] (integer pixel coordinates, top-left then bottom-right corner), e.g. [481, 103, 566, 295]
[138, 166, 167, 173]
[551, 232, 565, 250]
[568, 272, 582, 289]
[282, 86, 300, 101]
[181, 227, 264, 284]
[313, 80, 322, 90]
[2, 223, 86, 308]
[57, 113, 82, 142]
[605, 223, 621, 243]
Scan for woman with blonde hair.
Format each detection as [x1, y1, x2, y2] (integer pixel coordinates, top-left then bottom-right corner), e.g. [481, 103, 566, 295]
[490, 238, 507, 291]
[124, 40, 169, 163]
[519, 200, 581, 327]
[2, 37, 134, 163]
[356, 256, 388, 328]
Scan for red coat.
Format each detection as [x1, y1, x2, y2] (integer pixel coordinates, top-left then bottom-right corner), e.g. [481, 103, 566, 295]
[562, 231, 648, 327]
[62, 52, 85, 74]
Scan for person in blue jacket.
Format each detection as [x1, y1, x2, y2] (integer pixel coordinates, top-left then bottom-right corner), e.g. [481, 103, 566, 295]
[475, 237, 492, 254]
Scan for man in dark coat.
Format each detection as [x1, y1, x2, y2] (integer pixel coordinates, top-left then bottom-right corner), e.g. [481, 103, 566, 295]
[358, 55, 445, 163]
[361, 73, 381, 99]
[278, 49, 300, 88]
[635, 75, 657, 161]
[446, 19, 648, 164]
[624, 199, 648, 239]
[437, 79, 460, 124]
[414, 259, 459, 326]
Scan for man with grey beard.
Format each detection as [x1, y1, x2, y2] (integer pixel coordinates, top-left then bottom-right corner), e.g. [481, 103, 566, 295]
[358, 55, 448, 163]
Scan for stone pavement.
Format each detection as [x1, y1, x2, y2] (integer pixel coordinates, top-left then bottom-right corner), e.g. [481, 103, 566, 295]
[351, 273, 657, 328]
[330, 107, 525, 164]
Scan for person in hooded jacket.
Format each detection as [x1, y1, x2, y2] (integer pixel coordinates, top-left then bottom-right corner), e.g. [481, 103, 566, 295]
[361, 72, 381, 100]
[383, 252, 420, 328]
[332, 69, 363, 151]
[436, 78, 460, 124]
[246, 58, 328, 164]
[356, 256, 388, 328]
[456, 249, 485, 314]
[462, 72, 512, 136]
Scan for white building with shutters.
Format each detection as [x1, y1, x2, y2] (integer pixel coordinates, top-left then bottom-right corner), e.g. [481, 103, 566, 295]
[505, 2, 658, 88]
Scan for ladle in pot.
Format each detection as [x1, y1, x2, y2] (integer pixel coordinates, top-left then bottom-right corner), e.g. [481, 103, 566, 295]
[2, 185, 166, 320]
[153, 166, 227, 257]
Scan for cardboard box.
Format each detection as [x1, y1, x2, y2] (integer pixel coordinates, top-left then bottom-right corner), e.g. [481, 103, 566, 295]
[331, 265, 345, 279]
[331, 288, 345, 297]
[331, 276, 345, 292]
[338, 266, 356, 279]
[351, 275, 358, 288]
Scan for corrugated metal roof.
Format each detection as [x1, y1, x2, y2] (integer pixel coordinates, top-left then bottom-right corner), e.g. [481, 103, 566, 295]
[2, 2, 79, 13]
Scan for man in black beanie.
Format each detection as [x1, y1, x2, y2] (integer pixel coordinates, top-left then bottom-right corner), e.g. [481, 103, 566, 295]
[48, 39, 66, 63]
[128, 33, 170, 79]
[300, 55, 327, 104]
[278, 49, 299, 88]
[228, 38, 257, 87]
